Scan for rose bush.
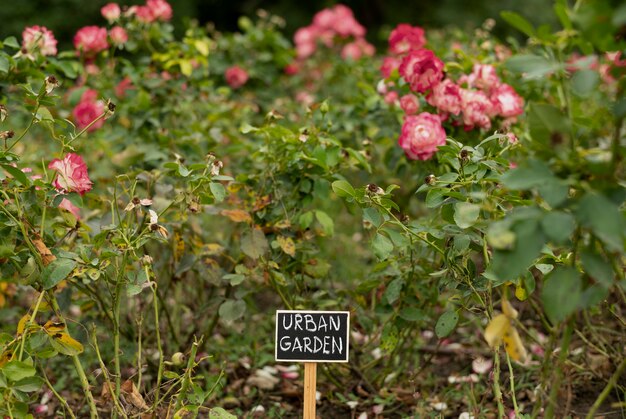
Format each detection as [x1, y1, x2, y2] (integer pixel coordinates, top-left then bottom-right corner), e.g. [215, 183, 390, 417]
[0, 1, 624, 418]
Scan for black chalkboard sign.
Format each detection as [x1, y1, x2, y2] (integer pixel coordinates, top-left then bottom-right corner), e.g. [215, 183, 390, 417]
[275, 310, 350, 362]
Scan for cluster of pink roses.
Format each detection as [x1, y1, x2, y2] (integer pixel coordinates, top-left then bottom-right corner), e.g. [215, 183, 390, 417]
[380, 24, 524, 160]
[21, 26, 58, 57]
[293, 4, 374, 62]
[102, 0, 172, 24]
[225, 65, 249, 89]
[72, 89, 105, 132]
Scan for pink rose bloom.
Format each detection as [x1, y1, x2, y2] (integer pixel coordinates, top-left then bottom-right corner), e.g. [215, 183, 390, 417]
[74, 26, 109, 56]
[101, 3, 121, 22]
[72, 89, 105, 132]
[22, 26, 57, 56]
[109, 26, 128, 45]
[115, 77, 134, 98]
[399, 49, 444, 93]
[388, 24, 426, 55]
[294, 26, 318, 59]
[332, 5, 365, 38]
[48, 153, 93, 195]
[384, 91, 399, 105]
[225, 65, 249, 89]
[296, 41, 316, 59]
[400, 94, 420, 115]
[491, 84, 524, 118]
[341, 38, 375, 60]
[134, 6, 155, 23]
[427, 78, 462, 115]
[147, 0, 173, 21]
[284, 63, 300, 75]
[380, 56, 401, 78]
[59, 198, 81, 219]
[398, 112, 447, 160]
[461, 89, 495, 130]
[468, 64, 500, 91]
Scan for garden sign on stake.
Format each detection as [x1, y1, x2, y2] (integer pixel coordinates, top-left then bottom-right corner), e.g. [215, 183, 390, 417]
[275, 310, 350, 418]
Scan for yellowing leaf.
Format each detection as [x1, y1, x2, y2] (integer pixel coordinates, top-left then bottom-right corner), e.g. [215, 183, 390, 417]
[174, 232, 185, 262]
[484, 314, 510, 348]
[43, 321, 66, 334]
[17, 314, 31, 335]
[49, 331, 83, 356]
[203, 244, 224, 255]
[503, 326, 528, 362]
[515, 283, 528, 301]
[501, 298, 518, 319]
[0, 348, 14, 368]
[277, 236, 296, 257]
[32, 238, 56, 266]
[221, 209, 252, 223]
[274, 220, 291, 229]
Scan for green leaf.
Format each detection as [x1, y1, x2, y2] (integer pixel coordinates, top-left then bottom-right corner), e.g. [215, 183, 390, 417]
[538, 180, 569, 208]
[1, 164, 31, 187]
[491, 218, 545, 281]
[362, 207, 383, 228]
[42, 258, 77, 290]
[218, 299, 246, 322]
[501, 11, 535, 36]
[1, 360, 36, 382]
[505, 55, 557, 79]
[380, 323, 399, 354]
[554, 1, 572, 29]
[372, 233, 394, 260]
[223, 273, 245, 286]
[541, 267, 582, 323]
[384, 278, 404, 304]
[3, 36, 20, 49]
[399, 307, 426, 322]
[209, 407, 237, 419]
[240, 228, 268, 259]
[425, 188, 447, 208]
[12, 376, 43, 392]
[453, 203, 480, 229]
[435, 311, 459, 338]
[571, 70, 599, 98]
[581, 251, 613, 288]
[541, 211, 576, 243]
[331, 180, 355, 198]
[0, 55, 9, 74]
[209, 182, 226, 203]
[501, 160, 555, 190]
[576, 192, 625, 252]
[315, 210, 334, 236]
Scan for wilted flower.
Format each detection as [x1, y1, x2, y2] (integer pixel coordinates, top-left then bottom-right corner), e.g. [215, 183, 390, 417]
[210, 160, 223, 176]
[22, 25, 58, 56]
[472, 357, 493, 374]
[225, 66, 249, 89]
[48, 153, 93, 195]
[398, 112, 447, 160]
[58, 198, 81, 219]
[74, 26, 109, 56]
[44, 75, 59, 95]
[124, 197, 153, 212]
[101, 3, 121, 22]
[0, 105, 7, 122]
[148, 209, 169, 238]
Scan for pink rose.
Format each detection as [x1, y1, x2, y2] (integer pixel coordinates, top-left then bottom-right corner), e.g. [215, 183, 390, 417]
[225, 65, 249, 89]
[48, 153, 93, 195]
[399, 49, 444, 93]
[400, 94, 420, 115]
[331, 5, 365, 38]
[59, 198, 81, 219]
[284, 63, 300, 75]
[490, 84, 524, 118]
[22, 26, 57, 56]
[427, 78, 462, 115]
[74, 26, 109, 56]
[384, 91, 399, 105]
[461, 89, 495, 130]
[101, 3, 121, 22]
[388, 24, 426, 55]
[147, 0, 173, 21]
[468, 64, 500, 91]
[109, 26, 128, 45]
[341, 38, 375, 60]
[115, 77, 134, 98]
[72, 89, 105, 132]
[380, 56, 401, 78]
[134, 6, 155, 23]
[398, 112, 447, 160]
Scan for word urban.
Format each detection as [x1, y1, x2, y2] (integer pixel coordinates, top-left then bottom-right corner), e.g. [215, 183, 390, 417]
[275, 310, 350, 362]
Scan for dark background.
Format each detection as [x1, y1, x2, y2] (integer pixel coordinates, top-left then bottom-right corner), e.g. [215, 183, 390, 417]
[1, 0, 559, 48]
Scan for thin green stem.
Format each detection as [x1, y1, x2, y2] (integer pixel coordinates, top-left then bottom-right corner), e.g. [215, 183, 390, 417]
[506, 352, 520, 417]
[173, 339, 201, 412]
[91, 327, 127, 418]
[493, 350, 505, 419]
[41, 366, 77, 419]
[6, 103, 40, 153]
[585, 356, 626, 419]
[545, 319, 574, 419]
[72, 355, 99, 419]
[17, 290, 45, 360]
[151, 272, 165, 412]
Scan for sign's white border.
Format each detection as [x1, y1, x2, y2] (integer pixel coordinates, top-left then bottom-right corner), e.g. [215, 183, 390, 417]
[275, 310, 350, 363]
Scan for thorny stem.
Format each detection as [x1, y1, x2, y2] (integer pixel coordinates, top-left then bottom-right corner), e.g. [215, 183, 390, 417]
[545, 318, 574, 419]
[91, 326, 127, 418]
[493, 350, 506, 419]
[173, 339, 201, 413]
[5, 102, 40, 153]
[585, 356, 626, 419]
[41, 366, 77, 419]
[66, 111, 109, 147]
[506, 352, 520, 417]
[112, 253, 128, 418]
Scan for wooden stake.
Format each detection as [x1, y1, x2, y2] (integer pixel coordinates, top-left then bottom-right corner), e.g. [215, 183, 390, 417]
[303, 362, 317, 419]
